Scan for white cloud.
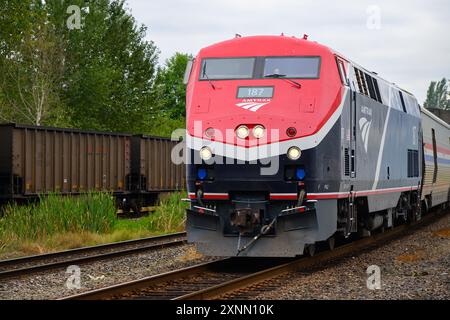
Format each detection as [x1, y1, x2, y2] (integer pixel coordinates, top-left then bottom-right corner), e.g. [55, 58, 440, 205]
[126, 0, 450, 103]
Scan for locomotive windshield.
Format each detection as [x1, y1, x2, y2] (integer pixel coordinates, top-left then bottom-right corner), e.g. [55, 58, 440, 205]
[200, 58, 255, 80]
[263, 57, 320, 78]
[199, 56, 321, 80]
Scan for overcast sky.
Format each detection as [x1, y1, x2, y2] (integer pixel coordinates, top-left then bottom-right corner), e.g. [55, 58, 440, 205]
[126, 0, 449, 104]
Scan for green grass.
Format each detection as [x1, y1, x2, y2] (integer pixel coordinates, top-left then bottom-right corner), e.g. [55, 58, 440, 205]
[146, 192, 187, 232]
[0, 192, 117, 241]
[0, 192, 188, 258]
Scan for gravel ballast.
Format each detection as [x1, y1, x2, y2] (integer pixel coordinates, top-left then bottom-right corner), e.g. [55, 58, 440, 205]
[0, 244, 216, 300]
[237, 213, 450, 300]
[1, 214, 448, 300]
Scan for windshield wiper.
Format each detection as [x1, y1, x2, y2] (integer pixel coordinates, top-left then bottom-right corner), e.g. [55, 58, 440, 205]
[202, 65, 216, 90]
[264, 73, 287, 78]
[264, 73, 302, 89]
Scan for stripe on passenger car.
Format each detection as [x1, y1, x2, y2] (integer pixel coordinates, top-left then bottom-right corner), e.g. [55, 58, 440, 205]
[308, 185, 419, 199]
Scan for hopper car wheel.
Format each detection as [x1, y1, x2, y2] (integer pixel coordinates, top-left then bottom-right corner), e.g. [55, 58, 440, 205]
[130, 199, 142, 215]
[121, 204, 130, 215]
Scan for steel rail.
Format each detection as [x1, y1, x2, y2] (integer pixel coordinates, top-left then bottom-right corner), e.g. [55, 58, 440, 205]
[177, 211, 444, 300]
[60, 210, 446, 300]
[59, 259, 229, 300]
[0, 232, 187, 279]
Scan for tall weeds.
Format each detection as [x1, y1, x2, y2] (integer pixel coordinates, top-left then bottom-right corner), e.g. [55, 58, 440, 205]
[0, 192, 187, 256]
[0, 192, 116, 242]
[146, 192, 187, 233]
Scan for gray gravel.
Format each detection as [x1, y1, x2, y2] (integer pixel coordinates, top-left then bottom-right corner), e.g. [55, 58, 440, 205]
[239, 213, 450, 300]
[2, 214, 448, 300]
[0, 244, 216, 300]
[0, 235, 186, 273]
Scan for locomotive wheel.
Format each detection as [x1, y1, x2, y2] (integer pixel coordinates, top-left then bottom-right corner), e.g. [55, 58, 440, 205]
[306, 244, 316, 257]
[327, 237, 335, 251]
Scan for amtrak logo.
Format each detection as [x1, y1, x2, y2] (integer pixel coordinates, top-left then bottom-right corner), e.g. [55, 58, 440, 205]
[236, 99, 270, 112]
[359, 117, 372, 153]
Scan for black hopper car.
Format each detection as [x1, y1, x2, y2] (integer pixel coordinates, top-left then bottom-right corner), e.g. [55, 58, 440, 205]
[0, 123, 185, 212]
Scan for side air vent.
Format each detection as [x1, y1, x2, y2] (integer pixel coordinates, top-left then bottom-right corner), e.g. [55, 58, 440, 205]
[344, 148, 350, 176]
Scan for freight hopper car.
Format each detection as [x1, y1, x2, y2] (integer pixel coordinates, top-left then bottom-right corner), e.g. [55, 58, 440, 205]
[129, 134, 185, 212]
[184, 35, 450, 257]
[0, 123, 185, 212]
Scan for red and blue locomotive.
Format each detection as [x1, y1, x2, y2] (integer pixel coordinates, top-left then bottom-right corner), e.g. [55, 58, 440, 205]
[183, 35, 450, 257]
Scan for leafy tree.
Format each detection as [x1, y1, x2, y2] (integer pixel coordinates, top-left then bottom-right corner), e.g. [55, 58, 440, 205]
[0, 0, 160, 133]
[50, 0, 159, 133]
[146, 116, 186, 137]
[424, 78, 449, 110]
[0, 0, 67, 125]
[153, 52, 192, 120]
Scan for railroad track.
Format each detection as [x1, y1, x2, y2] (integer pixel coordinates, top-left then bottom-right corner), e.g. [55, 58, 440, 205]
[61, 209, 447, 300]
[60, 257, 292, 300]
[0, 232, 186, 280]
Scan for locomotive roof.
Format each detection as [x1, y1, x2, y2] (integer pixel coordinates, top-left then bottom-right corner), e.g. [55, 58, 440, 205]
[199, 35, 418, 102]
[200, 35, 332, 57]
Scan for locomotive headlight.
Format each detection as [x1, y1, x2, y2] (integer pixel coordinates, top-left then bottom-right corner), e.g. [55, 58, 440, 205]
[236, 125, 249, 139]
[199, 146, 212, 161]
[252, 125, 265, 139]
[287, 147, 301, 160]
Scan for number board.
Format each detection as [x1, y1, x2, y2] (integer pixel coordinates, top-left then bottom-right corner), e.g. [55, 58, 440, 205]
[237, 86, 274, 98]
